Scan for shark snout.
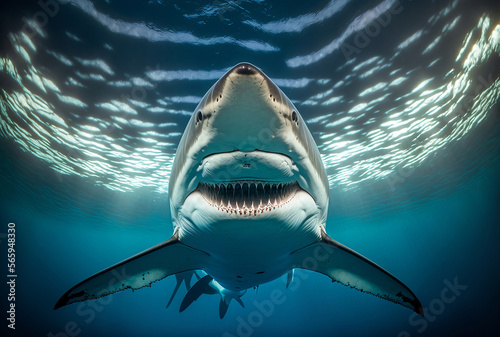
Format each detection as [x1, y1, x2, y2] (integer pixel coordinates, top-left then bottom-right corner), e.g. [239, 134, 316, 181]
[234, 62, 258, 76]
[203, 63, 293, 153]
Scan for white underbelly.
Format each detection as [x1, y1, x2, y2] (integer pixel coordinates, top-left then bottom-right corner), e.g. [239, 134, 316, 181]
[178, 216, 320, 290]
[176, 189, 322, 290]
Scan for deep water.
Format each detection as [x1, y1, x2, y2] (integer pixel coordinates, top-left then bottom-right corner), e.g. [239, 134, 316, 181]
[1, 0, 500, 336]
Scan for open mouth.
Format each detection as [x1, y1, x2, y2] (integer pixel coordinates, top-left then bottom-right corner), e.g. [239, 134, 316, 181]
[196, 181, 300, 216]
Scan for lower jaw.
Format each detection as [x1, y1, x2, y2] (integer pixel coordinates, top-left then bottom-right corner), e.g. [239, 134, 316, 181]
[178, 189, 322, 256]
[202, 193, 297, 216]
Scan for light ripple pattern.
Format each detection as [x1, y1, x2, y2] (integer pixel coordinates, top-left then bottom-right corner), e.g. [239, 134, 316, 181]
[0, 1, 499, 196]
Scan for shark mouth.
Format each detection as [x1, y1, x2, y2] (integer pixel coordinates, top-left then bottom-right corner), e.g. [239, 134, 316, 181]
[197, 181, 300, 216]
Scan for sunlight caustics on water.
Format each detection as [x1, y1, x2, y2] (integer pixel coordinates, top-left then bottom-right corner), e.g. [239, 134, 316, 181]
[1, 0, 498, 194]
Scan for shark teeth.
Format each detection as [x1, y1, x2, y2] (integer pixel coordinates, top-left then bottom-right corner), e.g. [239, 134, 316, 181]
[197, 181, 299, 216]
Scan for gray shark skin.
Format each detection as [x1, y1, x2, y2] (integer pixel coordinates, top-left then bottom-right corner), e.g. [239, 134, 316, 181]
[54, 63, 423, 318]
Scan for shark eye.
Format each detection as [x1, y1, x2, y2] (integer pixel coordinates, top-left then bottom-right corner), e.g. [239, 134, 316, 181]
[291, 111, 298, 123]
[196, 111, 203, 123]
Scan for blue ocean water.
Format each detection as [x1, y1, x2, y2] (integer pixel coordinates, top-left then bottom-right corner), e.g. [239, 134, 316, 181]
[1, 0, 499, 336]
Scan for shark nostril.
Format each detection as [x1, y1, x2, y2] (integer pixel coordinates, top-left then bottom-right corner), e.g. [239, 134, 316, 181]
[235, 63, 257, 76]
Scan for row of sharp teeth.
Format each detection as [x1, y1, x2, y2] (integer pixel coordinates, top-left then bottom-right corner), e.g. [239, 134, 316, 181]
[198, 181, 298, 215]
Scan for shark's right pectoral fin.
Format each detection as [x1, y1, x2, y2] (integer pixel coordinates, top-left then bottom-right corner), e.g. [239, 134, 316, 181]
[290, 227, 423, 316]
[54, 229, 209, 310]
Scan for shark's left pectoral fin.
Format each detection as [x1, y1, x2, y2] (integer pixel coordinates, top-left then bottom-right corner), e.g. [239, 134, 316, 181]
[290, 227, 423, 316]
[54, 229, 209, 310]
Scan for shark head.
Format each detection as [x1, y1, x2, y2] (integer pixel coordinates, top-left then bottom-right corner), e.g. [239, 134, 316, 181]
[168, 63, 329, 254]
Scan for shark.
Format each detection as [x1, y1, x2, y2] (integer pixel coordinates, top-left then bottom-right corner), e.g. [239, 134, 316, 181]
[54, 62, 423, 318]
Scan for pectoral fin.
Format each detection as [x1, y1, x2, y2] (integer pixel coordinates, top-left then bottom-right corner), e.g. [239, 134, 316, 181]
[54, 229, 209, 310]
[290, 227, 423, 316]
